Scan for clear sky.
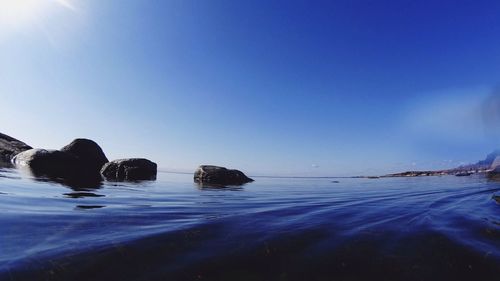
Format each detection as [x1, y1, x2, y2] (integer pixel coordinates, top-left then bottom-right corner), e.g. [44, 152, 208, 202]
[1, 0, 500, 176]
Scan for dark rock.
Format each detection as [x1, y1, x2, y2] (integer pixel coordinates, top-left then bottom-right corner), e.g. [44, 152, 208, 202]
[61, 138, 108, 174]
[12, 149, 81, 178]
[101, 158, 157, 181]
[12, 146, 104, 189]
[194, 165, 254, 186]
[0, 132, 32, 163]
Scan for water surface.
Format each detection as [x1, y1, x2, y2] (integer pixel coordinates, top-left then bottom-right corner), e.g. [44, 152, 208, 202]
[1, 168, 499, 280]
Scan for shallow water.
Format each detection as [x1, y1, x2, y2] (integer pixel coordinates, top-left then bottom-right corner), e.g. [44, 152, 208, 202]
[1, 168, 499, 281]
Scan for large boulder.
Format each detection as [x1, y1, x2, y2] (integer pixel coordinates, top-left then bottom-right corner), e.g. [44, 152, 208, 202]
[194, 165, 254, 186]
[11, 138, 108, 187]
[61, 138, 108, 174]
[0, 132, 32, 163]
[12, 149, 81, 178]
[101, 158, 157, 181]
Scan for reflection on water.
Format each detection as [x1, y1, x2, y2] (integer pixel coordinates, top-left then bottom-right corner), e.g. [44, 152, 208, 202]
[64, 192, 105, 198]
[76, 205, 105, 210]
[16, 166, 104, 190]
[196, 182, 246, 190]
[0, 169, 499, 280]
[0, 167, 21, 180]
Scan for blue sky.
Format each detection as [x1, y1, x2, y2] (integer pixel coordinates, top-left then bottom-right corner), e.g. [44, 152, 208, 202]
[1, 0, 500, 176]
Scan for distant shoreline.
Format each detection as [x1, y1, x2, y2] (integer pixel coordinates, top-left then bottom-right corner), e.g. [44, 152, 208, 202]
[158, 150, 500, 180]
[159, 170, 354, 179]
[158, 169, 490, 179]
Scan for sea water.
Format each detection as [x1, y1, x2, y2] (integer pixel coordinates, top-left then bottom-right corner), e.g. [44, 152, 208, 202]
[1, 168, 499, 280]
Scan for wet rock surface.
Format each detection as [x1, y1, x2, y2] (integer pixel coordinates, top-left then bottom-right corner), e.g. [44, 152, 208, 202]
[61, 138, 109, 174]
[0, 132, 32, 163]
[12, 149, 81, 179]
[101, 158, 157, 181]
[3, 133, 157, 186]
[12, 138, 110, 186]
[194, 165, 254, 186]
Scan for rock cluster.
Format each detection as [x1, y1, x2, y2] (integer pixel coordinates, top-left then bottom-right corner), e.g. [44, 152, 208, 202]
[2, 132, 255, 188]
[1, 133, 156, 183]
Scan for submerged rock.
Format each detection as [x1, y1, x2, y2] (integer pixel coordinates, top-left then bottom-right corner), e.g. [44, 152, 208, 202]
[61, 138, 109, 174]
[0, 132, 32, 163]
[194, 165, 254, 186]
[101, 158, 157, 181]
[12, 149, 81, 178]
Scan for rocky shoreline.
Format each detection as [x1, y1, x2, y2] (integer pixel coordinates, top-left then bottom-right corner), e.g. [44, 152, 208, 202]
[0, 132, 253, 187]
[377, 151, 500, 178]
[2, 131, 498, 186]
[382, 169, 487, 178]
[1, 132, 157, 186]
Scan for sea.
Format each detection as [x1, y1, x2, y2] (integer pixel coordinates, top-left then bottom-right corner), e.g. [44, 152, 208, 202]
[0, 167, 499, 281]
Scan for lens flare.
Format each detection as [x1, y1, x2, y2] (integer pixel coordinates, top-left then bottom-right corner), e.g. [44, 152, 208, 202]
[0, 0, 75, 28]
[0, 0, 47, 26]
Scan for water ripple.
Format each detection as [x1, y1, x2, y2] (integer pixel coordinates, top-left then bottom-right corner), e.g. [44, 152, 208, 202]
[0, 169, 499, 280]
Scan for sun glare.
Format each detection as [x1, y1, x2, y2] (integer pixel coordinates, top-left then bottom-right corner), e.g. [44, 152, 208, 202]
[0, 0, 74, 28]
[0, 0, 47, 26]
